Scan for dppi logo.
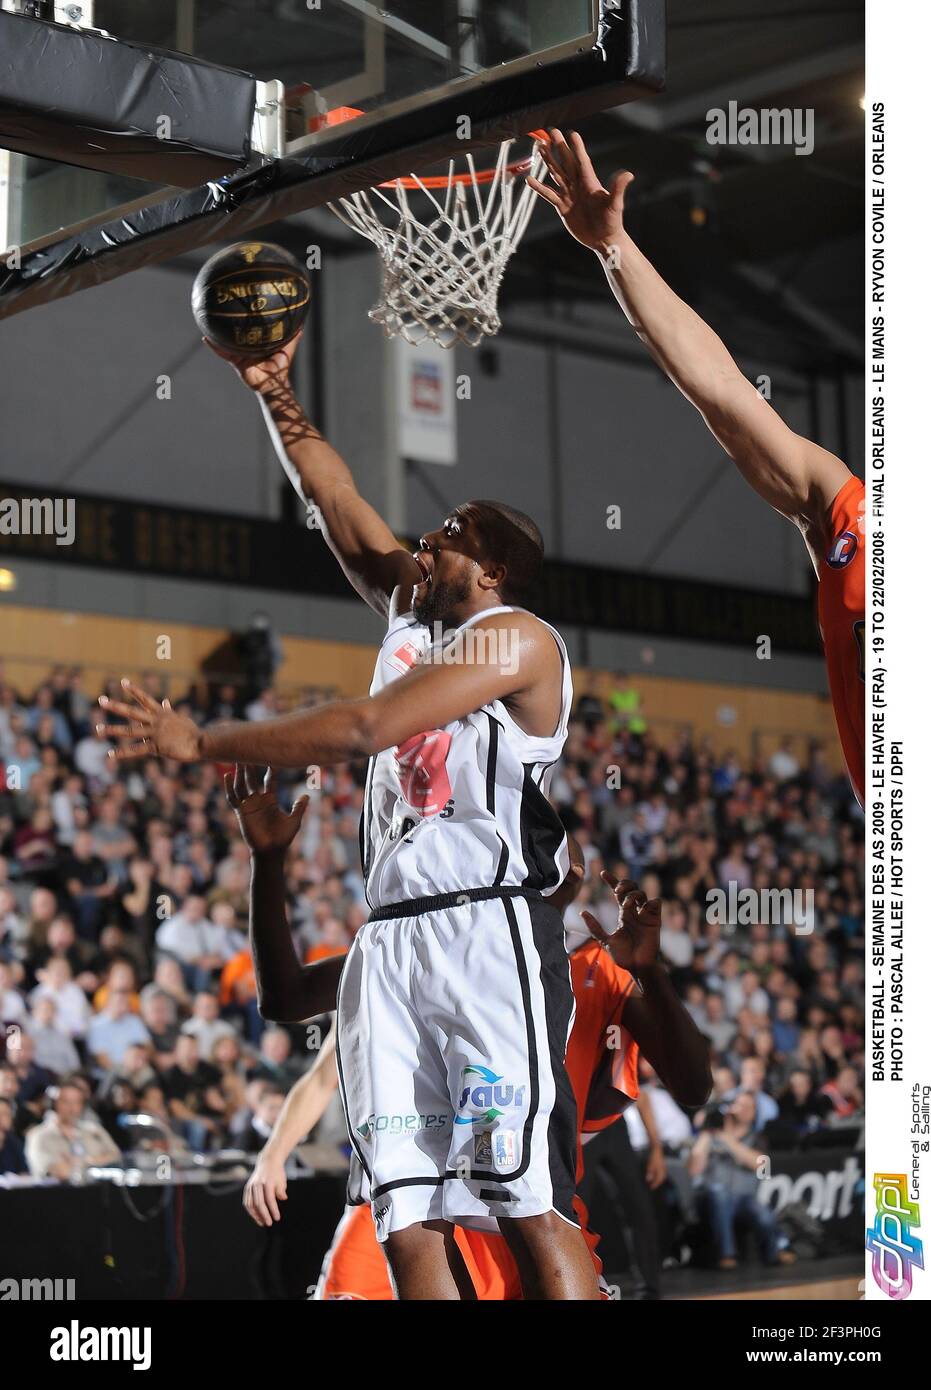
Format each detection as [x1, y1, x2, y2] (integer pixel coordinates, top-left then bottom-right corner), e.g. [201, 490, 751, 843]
[866, 1174, 924, 1299]
[456, 1064, 525, 1126]
[826, 530, 858, 569]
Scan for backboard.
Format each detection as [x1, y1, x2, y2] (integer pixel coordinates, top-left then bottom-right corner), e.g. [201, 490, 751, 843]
[0, 0, 666, 318]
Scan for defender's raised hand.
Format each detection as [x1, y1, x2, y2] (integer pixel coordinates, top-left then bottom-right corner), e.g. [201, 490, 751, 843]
[96, 680, 201, 763]
[582, 872, 662, 977]
[528, 129, 633, 254]
[225, 764, 309, 856]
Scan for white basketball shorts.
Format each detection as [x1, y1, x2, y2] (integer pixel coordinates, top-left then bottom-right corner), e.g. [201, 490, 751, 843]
[335, 887, 579, 1242]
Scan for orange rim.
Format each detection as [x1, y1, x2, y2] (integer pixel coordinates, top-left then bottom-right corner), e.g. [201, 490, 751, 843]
[312, 106, 548, 189]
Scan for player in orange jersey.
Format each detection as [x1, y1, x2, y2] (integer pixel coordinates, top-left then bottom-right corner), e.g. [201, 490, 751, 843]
[231, 773, 711, 1298]
[529, 131, 865, 806]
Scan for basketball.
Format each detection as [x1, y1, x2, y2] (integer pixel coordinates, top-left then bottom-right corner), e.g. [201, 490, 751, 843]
[191, 241, 311, 357]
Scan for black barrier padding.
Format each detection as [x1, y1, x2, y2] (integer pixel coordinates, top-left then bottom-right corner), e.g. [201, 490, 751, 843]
[0, 11, 255, 188]
[0, 477, 822, 653]
[0, 0, 666, 321]
[0, 1172, 348, 1300]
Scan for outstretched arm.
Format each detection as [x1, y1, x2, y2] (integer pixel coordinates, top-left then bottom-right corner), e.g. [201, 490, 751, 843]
[584, 874, 712, 1109]
[623, 963, 713, 1111]
[636, 1087, 668, 1190]
[250, 849, 345, 1022]
[243, 1029, 339, 1227]
[226, 765, 344, 1022]
[99, 612, 557, 766]
[208, 335, 419, 616]
[529, 131, 851, 537]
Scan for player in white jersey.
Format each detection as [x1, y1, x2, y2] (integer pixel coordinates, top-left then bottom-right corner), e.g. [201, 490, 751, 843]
[98, 334, 599, 1299]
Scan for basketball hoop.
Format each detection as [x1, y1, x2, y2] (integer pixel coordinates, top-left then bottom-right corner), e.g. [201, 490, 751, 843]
[323, 110, 547, 349]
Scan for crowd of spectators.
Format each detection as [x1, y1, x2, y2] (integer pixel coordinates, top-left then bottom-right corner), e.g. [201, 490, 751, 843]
[562, 681, 864, 1274]
[560, 683, 864, 1131]
[0, 662, 864, 1269]
[0, 663, 355, 1177]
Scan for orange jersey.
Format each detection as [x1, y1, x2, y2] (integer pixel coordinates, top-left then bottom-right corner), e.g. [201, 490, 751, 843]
[566, 941, 639, 1157]
[218, 950, 255, 1008]
[316, 940, 639, 1300]
[304, 944, 349, 966]
[817, 475, 866, 805]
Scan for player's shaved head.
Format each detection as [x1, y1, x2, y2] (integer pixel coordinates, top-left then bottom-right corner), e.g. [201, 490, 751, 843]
[462, 499, 544, 603]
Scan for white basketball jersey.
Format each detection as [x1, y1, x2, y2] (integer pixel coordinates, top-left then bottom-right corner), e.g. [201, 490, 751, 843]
[361, 603, 573, 909]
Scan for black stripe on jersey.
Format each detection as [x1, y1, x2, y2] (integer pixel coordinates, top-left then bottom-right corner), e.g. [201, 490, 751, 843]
[519, 762, 567, 891]
[334, 964, 373, 1186]
[360, 757, 376, 910]
[345, 1152, 369, 1206]
[358, 768, 368, 876]
[373, 1175, 446, 1194]
[493, 834, 510, 885]
[484, 714, 510, 884]
[498, 892, 541, 1180]
[484, 712, 502, 813]
[526, 895, 578, 1225]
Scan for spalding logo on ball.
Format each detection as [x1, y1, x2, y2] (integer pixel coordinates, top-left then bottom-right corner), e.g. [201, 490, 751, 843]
[192, 241, 311, 356]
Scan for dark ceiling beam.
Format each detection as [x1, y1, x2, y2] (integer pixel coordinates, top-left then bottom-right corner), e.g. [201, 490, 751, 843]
[732, 262, 861, 362]
[668, 5, 863, 28]
[612, 42, 864, 132]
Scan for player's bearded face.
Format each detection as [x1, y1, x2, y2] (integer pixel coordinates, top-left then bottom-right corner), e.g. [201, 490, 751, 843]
[413, 510, 491, 625]
[413, 567, 472, 625]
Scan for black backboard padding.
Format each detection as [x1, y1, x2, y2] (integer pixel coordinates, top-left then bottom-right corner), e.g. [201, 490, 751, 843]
[0, 10, 255, 188]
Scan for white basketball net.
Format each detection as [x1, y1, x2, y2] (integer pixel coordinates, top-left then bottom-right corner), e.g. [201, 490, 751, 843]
[327, 139, 546, 349]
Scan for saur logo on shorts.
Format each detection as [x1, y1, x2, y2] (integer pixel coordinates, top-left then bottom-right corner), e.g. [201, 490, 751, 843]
[826, 530, 858, 569]
[456, 1064, 526, 1126]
